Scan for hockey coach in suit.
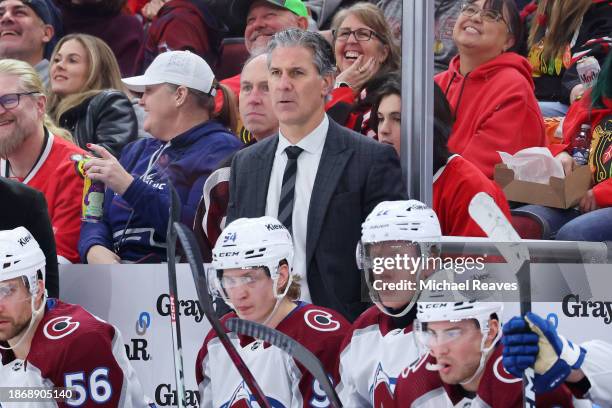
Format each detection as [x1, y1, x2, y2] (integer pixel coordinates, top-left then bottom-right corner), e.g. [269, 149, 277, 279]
[227, 29, 406, 321]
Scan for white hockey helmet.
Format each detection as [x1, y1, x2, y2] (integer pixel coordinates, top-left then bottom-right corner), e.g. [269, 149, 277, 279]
[357, 200, 442, 317]
[0, 227, 45, 296]
[213, 217, 294, 301]
[360, 200, 442, 245]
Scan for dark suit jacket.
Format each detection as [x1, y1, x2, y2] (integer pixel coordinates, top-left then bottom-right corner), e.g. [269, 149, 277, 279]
[227, 119, 407, 321]
[0, 178, 59, 298]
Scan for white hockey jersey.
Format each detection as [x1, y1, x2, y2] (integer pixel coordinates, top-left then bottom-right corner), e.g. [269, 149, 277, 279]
[569, 340, 612, 408]
[0, 299, 152, 408]
[336, 306, 420, 407]
[195, 302, 350, 408]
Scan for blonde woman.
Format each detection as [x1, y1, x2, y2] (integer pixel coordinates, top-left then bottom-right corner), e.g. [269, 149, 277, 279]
[47, 33, 138, 157]
[526, 0, 612, 117]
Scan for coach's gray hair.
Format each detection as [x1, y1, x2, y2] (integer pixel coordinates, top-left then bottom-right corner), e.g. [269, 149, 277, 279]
[266, 29, 336, 77]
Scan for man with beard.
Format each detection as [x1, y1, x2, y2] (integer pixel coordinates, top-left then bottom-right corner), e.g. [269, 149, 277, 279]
[0, 0, 62, 86]
[0, 227, 153, 407]
[0, 59, 84, 264]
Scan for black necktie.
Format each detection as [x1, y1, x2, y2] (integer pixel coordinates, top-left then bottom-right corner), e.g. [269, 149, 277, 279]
[278, 146, 304, 232]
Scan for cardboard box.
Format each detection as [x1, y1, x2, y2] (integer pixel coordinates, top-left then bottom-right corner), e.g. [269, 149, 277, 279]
[494, 163, 592, 209]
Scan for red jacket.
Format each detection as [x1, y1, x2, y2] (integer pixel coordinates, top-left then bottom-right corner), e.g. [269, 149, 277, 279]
[556, 95, 612, 207]
[435, 53, 547, 179]
[434, 154, 511, 237]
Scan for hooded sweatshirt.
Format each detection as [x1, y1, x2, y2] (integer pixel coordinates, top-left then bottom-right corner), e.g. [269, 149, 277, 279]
[78, 120, 241, 263]
[435, 52, 547, 179]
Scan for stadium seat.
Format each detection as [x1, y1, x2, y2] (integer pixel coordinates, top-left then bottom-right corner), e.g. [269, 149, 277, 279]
[214, 37, 249, 80]
[510, 209, 547, 240]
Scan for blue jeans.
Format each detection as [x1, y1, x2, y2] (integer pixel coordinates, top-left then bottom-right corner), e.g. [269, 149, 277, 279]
[517, 204, 612, 241]
[538, 101, 569, 118]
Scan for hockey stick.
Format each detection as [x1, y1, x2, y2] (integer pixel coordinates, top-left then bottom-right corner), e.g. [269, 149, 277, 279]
[468, 192, 535, 408]
[166, 184, 187, 408]
[226, 318, 343, 408]
[172, 222, 271, 408]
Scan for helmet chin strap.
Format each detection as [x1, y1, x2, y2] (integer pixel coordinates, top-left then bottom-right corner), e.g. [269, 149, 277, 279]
[459, 324, 502, 386]
[373, 267, 423, 318]
[261, 270, 292, 327]
[0, 293, 46, 352]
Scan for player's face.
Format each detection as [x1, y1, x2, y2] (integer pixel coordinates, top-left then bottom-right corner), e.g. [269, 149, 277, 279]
[367, 241, 421, 309]
[426, 319, 483, 385]
[0, 277, 33, 342]
[221, 268, 277, 324]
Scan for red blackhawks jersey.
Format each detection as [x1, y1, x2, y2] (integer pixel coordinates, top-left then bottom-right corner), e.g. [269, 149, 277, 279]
[0, 299, 152, 407]
[337, 306, 420, 408]
[393, 345, 576, 407]
[195, 302, 349, 408]
[0, 130, 85, 263]
[433, 154, 511, 237]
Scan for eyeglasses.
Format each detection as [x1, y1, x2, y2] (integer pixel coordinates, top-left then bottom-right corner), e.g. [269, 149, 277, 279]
[460, 3, 507, 25]
[0, 92, 39, 111]
[333, 27, 381, 42]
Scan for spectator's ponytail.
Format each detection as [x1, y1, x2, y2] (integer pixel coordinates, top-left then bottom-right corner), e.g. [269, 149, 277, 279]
[213, 81, 239, 133]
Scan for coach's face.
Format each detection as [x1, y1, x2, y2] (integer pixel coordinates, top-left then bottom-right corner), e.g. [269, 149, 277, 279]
[268, 45, 332, 132]
[0, 277, 33, 343]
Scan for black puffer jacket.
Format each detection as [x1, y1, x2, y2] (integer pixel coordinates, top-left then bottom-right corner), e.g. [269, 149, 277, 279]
[59, 89, 138, 158]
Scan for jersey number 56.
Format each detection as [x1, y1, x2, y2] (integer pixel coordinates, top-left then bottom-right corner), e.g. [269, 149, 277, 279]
[64, 367, 112, 406]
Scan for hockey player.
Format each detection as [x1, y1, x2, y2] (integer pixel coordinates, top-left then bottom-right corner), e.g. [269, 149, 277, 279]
[502, 312, 612, 407]
[195, 216, 350, 407]
[0, 227, 153, 407]
[337, 200, 442, 407]
[393, 300, 576, 407]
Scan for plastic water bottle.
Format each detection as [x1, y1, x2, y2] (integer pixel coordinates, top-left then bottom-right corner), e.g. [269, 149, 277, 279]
[571, 124, 591, 166]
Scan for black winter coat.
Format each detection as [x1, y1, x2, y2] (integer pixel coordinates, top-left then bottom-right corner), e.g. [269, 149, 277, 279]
[59, 89, 138, 158]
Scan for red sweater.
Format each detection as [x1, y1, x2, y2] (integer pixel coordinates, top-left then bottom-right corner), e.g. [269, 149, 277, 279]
[433, 155, 511, 237]
[1, 133, 85, 263]
[435, 53, 547, 179]
[556, 95, 612, 207]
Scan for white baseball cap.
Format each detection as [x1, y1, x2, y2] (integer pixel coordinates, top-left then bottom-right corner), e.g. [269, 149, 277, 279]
[122, 51, 216, 96]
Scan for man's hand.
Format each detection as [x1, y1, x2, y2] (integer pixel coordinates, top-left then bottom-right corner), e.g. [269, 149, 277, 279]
[579, 189, 598, 213]
[84, 144, 134, 195]
[86, 245, 121, 264]
[502, 312, 587, 393]
[555, 151, 575, 176]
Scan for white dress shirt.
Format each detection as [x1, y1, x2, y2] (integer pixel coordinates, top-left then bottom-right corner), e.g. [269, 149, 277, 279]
[265, 115, 329, 302]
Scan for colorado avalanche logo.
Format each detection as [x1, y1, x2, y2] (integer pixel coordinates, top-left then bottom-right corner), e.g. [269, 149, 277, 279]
[222, 381, 285, 408]
[493, 356, 521, 384]
[370, 363, 395, 408]
[304, 310, 340, 332]
[43, 316, 80, 340]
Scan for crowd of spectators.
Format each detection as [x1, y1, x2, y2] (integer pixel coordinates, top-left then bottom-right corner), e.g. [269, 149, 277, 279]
[0, 0, 610, 316]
